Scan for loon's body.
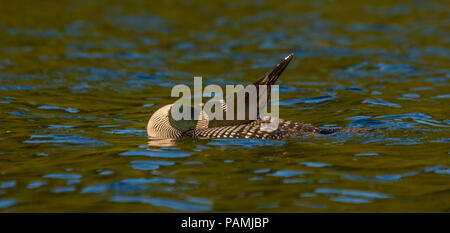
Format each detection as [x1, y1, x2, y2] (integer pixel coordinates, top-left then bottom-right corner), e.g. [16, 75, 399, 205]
[147, 53, 368, 139]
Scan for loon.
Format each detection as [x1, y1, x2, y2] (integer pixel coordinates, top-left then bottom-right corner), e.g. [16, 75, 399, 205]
[147, 53, 369, 139]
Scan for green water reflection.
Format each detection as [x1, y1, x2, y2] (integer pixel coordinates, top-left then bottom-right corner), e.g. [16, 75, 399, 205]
[0, 0, 449, 212]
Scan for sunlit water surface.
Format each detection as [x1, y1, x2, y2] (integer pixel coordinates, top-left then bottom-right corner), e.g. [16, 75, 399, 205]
[0, 0, 449, 212]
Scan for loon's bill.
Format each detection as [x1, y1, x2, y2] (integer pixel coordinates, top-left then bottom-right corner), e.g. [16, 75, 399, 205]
[146, 52, 370, 139]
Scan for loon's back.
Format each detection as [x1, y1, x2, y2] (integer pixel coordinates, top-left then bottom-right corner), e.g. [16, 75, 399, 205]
[186, 118, 368, 139]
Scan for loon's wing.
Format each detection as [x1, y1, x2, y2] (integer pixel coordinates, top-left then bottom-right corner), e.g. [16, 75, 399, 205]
[206, 53, 294, 128]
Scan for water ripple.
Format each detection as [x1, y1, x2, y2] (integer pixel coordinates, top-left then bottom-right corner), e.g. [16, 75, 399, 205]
[348, 118, 413, 129]
[355, 153, 379, 157]
[330, 196, 372, 204]
[315, 188, 392, 199]
[363, 137, 423, 145]
[0, 181, 16, 189]
[24, 134, 110, 146]
[38, 105, 79, 113]
[208, 138, 285, 148]
[120, 178, 176, 185]
[300, 162, 331, 168]
[279, 95, 335, 106]
[268, 170, 309, 177]
[109, 195, 211, 211]
[27, 181, 48, 189]
[432, 94, 450, 99]
[81, 177, 176, 195]
[339, 171, 419, 182]
[51, 187, 76, 193]
[120, 150, 191, 158]
[0, 199, 18, 208]
[376, 113, 431, 120]
[362, 99, 401, 108]
[104, 128, 146, 135]
[43, 173, 82, 179]
[254, 168, 271, 174]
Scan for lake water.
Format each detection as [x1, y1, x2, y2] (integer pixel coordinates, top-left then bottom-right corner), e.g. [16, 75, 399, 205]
[0, 0, 449, 212]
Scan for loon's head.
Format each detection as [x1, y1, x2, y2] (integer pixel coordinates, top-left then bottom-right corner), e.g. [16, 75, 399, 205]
[147, 104, 209, 138]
